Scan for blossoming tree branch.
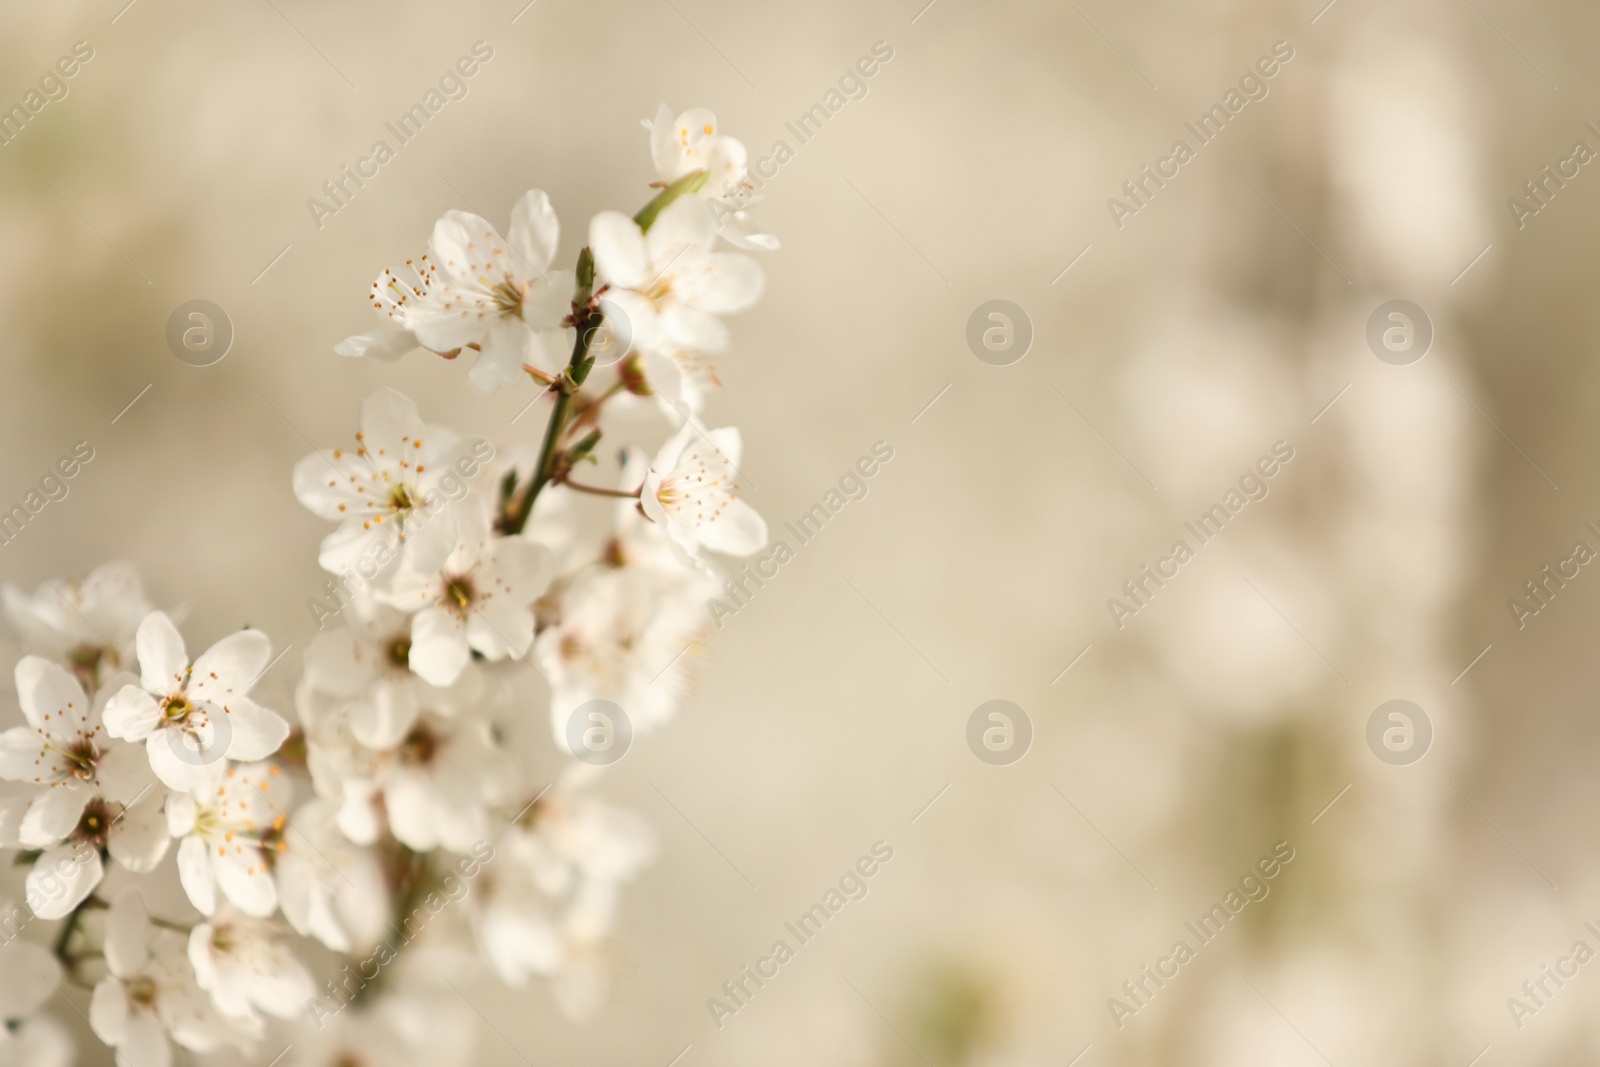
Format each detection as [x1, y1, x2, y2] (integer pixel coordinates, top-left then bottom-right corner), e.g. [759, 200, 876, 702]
[0, 106, 773, 1067]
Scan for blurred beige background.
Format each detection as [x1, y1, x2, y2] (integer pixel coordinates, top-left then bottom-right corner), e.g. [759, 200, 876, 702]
[4, 0, 1600, 1063]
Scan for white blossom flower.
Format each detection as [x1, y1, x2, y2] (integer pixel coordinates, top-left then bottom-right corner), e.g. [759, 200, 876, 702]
[90, 889, 245, 1067]
[299, 597, 451, 750]
[3, 562, 151, 690]
[103, 612, 288, 791]
[535, 563, 713, 741]
[165, 762, 289, 917]
[506, 774, 656, 941]
[310, 701, 513, 854]
[472, 865, 564, 987]
[644, 104, 779, 251]
[0, 931, 73, 1067]
[380, 506, 549, 687]
[640, 419, 766, 559]
[588, 196, 763, 358]
[404, 191, 574, 392]
[293, 388, 492, 580]
[273, 799, 389, 953]
[333, 258, 438, 364]
[0, 659, 166, 918]
[188, 908, 314, 1026]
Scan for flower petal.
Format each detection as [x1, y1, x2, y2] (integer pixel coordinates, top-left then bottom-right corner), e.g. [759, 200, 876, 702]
[589, 211, 651, 291]
[508, 189, 559, 273]
[408, 607, 470, 687]
[109, 799, 170, 874]
[189, 629, 270, 701]
[176, 834, 216, 916]
[136, 612, 188, 694]
[89, 977, 130, 1045]
[25, 844, 102, 920]
[221, 698, 289, 763]
[19, 782, 90, 847]
[103, 686, 162, 743]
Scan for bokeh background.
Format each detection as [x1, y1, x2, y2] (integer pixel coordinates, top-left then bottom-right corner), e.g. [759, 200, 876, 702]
[3, 0, 1600, 1063]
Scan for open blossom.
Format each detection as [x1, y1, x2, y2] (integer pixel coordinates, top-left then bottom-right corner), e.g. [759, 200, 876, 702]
[381, 506, 549, 687]
[3, 561, 152, 690]
[0, 658, 166, 918]
[293, 387, 493, 579]
[349, 191, 574, 392]
[188, 909, 315, 1027]
[640, 419, 766, 559]
[90, 889, 243, 1067]
[300, 596, 454, 749]
[273, 799, 389, 952]
[505, 773, 656, 941]
[535, 563, 713, 742]
[588, 196, 763, 358]
[645, 104, 778, 251]
[310, 701, 514, 853]
[103, 613, 288, 791]
[332, 259, 438, 364]
[166, 762, 289, 917]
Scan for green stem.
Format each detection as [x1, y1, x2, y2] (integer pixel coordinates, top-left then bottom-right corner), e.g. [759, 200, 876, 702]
[499, 169, 707, 536]
[634, 170, 709, 230]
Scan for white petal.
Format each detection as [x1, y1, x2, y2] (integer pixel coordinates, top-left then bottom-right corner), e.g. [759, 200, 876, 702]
[350, 683, 419, 750]
[468, 315, 532, 394]
[360, 386, 428, 461]
[408, 607, 470, 687]
[103, 686, 162, 742]
[189, 629, 270, 700]
[508, 189, 559, 272]
[646, 196, 713, 256]
[136, 612, 188, 694]
[25, 844, 102, 920]
[693, 252, 764, 313]
[214, 848, 278, 917]
[0, 727, 39, 781]
[588, 211, 651, 290]
[15, 656, 89, 733]
[335, 327, 416, 362]
[176, 835, 216, 916]
[120, 1010, 172, 1067]
[698, 498, 768, 556]
[108, 799, 170, 874]
[146, 731, 210, 791]
[97, 736, 155, 804]
[19, 783, 89, 847]
[89, 978, 130, 1045]
[221, 699, 289, 762]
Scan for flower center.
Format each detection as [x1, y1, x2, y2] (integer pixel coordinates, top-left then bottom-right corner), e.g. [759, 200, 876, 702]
[443, 576, 476, 615]
[74, 798, 115, 851]
[163, 696, 193, 724]
[126, 976, 158, 1009]
[492, 279, 525, 315]
[399, 725, 439, 767]
[387, 635, 412, 668]
[388, 484, 414, 513]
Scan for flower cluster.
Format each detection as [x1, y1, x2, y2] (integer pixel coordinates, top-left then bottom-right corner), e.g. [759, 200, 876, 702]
[0, 105, 770, 1067]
